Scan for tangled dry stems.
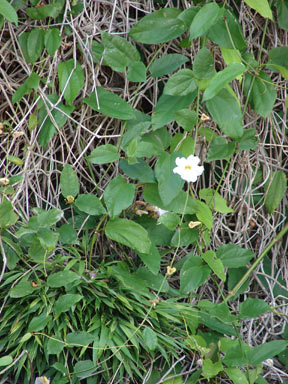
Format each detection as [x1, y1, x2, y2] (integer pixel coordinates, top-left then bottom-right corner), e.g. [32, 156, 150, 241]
[0, 0, 287, 382]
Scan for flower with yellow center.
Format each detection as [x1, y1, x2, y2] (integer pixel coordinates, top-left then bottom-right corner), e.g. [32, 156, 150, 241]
[173, 155, 204, 182]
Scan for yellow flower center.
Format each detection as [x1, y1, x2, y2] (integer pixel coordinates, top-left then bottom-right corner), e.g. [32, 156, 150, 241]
[185, 165, 192, 170]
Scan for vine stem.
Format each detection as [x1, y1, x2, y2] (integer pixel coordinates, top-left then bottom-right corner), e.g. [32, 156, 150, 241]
[225, 222, 288, 302]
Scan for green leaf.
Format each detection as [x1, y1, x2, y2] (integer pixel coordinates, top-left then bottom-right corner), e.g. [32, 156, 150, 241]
[199, 188, 234, 213]
[0, 198, 18, 228]
[202, 359, 223, 379]
[44, 28, 61, 56]
[206, 137, 236, 161]
[247, 341, 288, 365]
[277, 0, 288, 31]
[104, 175, 135, 218]
[203, 64, 245, 101]
[12, 72, 40, 103]
[74, 360, 95, 378]
[244, 0, 273, 20]
[28, 239, 46, 263]
[87, 144, 120, 164]
[105, 218, 151, 254]
[152, 92, 196, 130]
[189, 2, 220, 40]
[0, 355, 13, 367]
[137, 245, 161, 275]
[239, 298, 270, 319]
[47, 270, 80, 287]
[194, 200, 213, 230]
[236, 128, 258, 151]
[180, 255, 210, 294]
[225, 368, 249, 384]
[58, 59, 84, 105]
[28, 312, 52, 332]
[101, 31, 140, 72]
[10, 280, 36, 298]
[26, 2, 63, 19]
[149, 54, 188, 78]
[67, 332, 95, 346]
[6, 155, 23, 165]
[174, 109, 197, 132]
[0, 0, 18, 24]
[158, 212, 180, 231]
[171, 227, 198, 247]
[38, 94, 74, 148]
[54, 294, 83, 315]
[135, 127, 171, 157]
[119, 159, 155, 183]
[163, 69, 197, 96]
[57, 224, 79, 245]
[83, 87, 136, 120]
[216, 244, 254, 268]
[27, 28, 44, 63]
[37, 228, 59, 250]
[155, 152, 185, 206]
[143, 327, 158, 351]
[193, 47, 214, 79]
[206, 88, 243, 138]
[33, 208, 63, 228]
[244, 72, 277, 118]
[268, 47, 288, 79]
[127, 61, 146, 82]
[47, 336, 65, 355]
[60, 164, 79, 198]
[129, 8, 186, 44]
[264, 171, 287, 214]
[170, 133, 195, 160]
[74, 194, 106, 216]
[202, 250, 226, 281]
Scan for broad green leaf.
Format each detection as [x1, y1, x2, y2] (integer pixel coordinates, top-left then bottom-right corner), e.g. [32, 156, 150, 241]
[38, 228, 59, 249]
[83, 87, 136, 120]
[155, 152, 184, 206]
[189, 2, 220, 40]
[119, 158, 155, 183]
[74, 360, 95, 378]
[0, 0, 18, 24]
[244, 0, 273, 20]
[135, 267, 169, 292]
[105, 218, 151, 254]
[101, 31, 140, 72]
[28, 312, 52, 332]
[239, 298, 270, 319]
[206, 137, 236, 161]
[27, 28, 44, 63]
[268, 47, 288, 80]
[28, 239, 46, 263]
[228, 268, 250, 299]
[225, 368, 249, 384]
[207, 11, 246, 51]
[206, 88, 243, 138]
[174, 109, 197, 132]
[104, 175, 135, 218]
[221, 49, 243, 81]
[202, 250, 226, 281]
[247, 341, 288, 365]
[60, 164, 79, 198]
[47, 337, 65, 355]
[47, 270, 80, 287]
[158, 212, 180, 231]
[58, 59, 84, 105]
[110, 262, 148, 294]
[203, 63, 245, 101]
[67, 332, 95, 346]
[180, 255, 210, 293]
[38, 94, 74, 148]
[236, 128, 258, 151]
[54, 294, 83, 315]
[10, 280, 36, 298]
[200, 312, 236, 336]
[137, 246, 161, 275]
[30, 208, 63, 228]
[244, 72, 277, 118]
[0, 199, 18, 228]
[193, 47, 214, 79]
[163, 69, 196, 96]
[171, 227, 198, 247]
[152, 92, 196, 130]
[198, 301, 234, 324]
[216, 244, 254, 268]
[6, 155, 23, 165]
[199, 188, 234, 213]
[202, 359, 223, 379]
[143, 327, 158, 351]
[277, 0, 288, 31]
[18, 32, 30, 63]
[194, 200, 213, 230]
[57, 224, 79, 245]
[12, 72, 40, 103]
[0, 356, 13, 367]
[135, 127, 171, 157]
[74, 194, 106, 216]
[87, 144, 119, 164]
[26, 2, 63, 19]
[127, 61, 146, 82]
[129, 8, 186, 44]
[44, 28, 61, 56]
[264, 171, 287, 214]
[149, 54, 188, 78]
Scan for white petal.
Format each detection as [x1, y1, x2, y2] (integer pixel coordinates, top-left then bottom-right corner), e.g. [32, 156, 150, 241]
[175, 157, 186, 167]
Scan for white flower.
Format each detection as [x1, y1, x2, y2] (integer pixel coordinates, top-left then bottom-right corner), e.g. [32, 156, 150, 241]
[35, 377, 50, 384]
[153, 206, 168, 217]
[173, 155, 204, 182]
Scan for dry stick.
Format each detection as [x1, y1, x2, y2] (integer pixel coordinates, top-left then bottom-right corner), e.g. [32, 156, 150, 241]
[225, 222, 288, 302]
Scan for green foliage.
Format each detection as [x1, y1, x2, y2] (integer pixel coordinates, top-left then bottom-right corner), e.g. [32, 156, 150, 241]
[0, 0, 18, 25]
